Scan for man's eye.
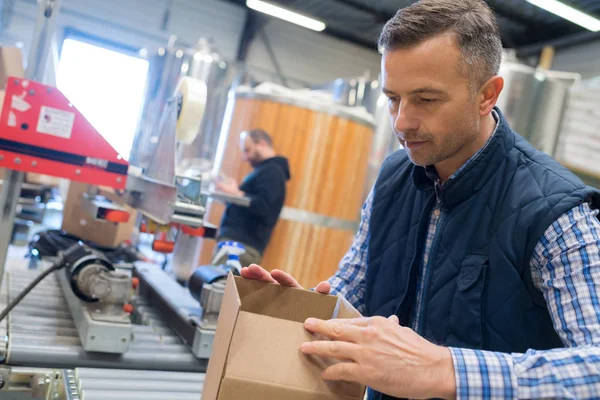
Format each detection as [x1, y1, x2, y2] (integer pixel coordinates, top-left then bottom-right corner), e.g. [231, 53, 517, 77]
[418, 97, 437, 104]
[388, 97, 399, 105]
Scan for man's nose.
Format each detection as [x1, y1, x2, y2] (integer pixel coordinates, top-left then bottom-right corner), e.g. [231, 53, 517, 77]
[393, 102, 419, 134]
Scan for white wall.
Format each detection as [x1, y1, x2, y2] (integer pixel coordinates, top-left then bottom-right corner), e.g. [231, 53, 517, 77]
[550, 40, 600, 80]
[1, 0, 246, 60]
[246, 19, 381, 86]
[0, 0, 381, 86]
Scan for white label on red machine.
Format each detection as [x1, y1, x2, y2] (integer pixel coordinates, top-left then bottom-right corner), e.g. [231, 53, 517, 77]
[36, 106, 75, 139]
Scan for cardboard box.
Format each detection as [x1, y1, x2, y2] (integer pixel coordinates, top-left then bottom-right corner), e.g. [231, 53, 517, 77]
[0, 46, 24, 88]
[203, 274, 366, 400]
[25, 172, 63, 187]
[61, 181, 137, 248]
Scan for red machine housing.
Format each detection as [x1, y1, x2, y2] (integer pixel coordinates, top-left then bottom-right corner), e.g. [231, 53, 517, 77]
[0, 77, 128, 189]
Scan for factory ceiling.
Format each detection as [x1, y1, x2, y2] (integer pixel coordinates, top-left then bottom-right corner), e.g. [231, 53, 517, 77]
[222, 0, 600, 55]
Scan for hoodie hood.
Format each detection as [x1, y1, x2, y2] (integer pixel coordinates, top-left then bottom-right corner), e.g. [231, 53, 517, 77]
[260, 156, 291, 180]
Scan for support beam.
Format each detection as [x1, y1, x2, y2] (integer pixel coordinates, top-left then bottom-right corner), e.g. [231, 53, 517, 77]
[516, 30, 600, 58]
[258, 28, 290, 87]
[331, 0, 391, 23]
[236, 10, 268, 61]
[486, 0, 535, 28]
[221, 0, 379, 52]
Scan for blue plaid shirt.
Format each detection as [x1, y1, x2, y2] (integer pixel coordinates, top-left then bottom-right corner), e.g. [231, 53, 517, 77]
[328, 116, 600, 398]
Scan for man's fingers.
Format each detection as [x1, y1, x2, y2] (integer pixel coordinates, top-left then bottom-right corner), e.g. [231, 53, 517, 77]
[329, 317, 370, 327]
[301, 340, 360, 361]
[271, 269, 303, 288]
[322, 362, 362, 382]
[304, 318, 363, 342]
[240, 264, 278, 284]
[315, 281, 331, 294]
[388, 314, 400, 324]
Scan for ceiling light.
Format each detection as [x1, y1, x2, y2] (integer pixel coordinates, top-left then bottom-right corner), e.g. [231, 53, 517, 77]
[526, 0, 600, 32]
[246, 0, 326, 32]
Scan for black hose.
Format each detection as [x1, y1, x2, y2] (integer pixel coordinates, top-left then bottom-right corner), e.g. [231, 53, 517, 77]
[0, 255, 66, 323]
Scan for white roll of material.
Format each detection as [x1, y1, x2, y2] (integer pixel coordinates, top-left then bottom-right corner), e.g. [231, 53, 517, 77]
[175, 76, 207, 145]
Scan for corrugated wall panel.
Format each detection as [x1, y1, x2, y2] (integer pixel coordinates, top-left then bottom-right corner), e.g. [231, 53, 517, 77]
[246, 19, 381, 86]
[2, 0, 245, 60]
[169, 0, 245, 60]
[1, 0, 381, 86]
[551, 40, 600, 80]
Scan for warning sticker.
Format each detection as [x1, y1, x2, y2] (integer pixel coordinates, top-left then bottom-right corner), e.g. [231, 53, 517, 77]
[36, 106, 75, 139]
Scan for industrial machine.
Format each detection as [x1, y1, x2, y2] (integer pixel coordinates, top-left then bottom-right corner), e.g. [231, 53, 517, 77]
[0, 1, 251, 398]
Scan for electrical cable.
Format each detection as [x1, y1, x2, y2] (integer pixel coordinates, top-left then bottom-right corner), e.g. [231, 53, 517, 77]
[29, 229, 141, 264]
[0, 254, 66, 323]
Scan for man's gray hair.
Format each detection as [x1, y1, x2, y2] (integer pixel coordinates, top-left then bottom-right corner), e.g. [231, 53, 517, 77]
[379, 0, 503, 88]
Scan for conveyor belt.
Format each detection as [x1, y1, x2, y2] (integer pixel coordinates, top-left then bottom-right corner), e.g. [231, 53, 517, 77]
[66, 368, 205, 400]
[0, 269, 207, 372]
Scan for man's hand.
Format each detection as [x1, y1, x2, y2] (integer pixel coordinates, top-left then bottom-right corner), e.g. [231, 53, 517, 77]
[215, 177, 244, 197]
[301, 315, 456, 400]
[240, 264, 331, 294]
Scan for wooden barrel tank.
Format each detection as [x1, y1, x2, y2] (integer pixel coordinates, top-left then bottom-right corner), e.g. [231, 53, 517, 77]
[198, 90, 375, 288]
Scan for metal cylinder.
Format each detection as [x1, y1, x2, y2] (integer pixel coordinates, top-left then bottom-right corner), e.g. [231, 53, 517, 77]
[6, 342, 207, 371]
[75, 368, 204, 382]
[78, 378, 202, 393]
[80, 391, 201, 400]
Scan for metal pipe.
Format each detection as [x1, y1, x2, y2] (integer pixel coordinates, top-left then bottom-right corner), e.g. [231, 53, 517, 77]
[9, 314, 75, 327]
[80, 391, 202, 400]
[74, 368, 204, 382]
[9, 333, 80, 345]
[0, 0, 62, 287]
[78, 378, 202, 393]
[8, 324, 78, 337]
[26, 0, 61, 82]
[6, 343, 207, 371]
[10, 305, 71, 319]
[130, 333, 181, 344]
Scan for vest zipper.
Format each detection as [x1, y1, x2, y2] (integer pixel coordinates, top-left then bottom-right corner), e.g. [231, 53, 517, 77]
[415, 209, 445, 335]
[392, 193, 435, 324]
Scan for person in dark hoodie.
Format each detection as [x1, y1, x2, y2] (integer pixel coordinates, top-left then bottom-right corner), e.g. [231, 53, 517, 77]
[213, 129, 290, 267]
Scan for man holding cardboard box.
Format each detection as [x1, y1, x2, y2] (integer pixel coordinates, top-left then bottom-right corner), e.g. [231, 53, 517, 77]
[239, 0, 600, 399]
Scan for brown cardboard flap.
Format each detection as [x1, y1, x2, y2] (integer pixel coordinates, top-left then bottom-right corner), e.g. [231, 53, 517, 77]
[61, 182, 137, 247]
[218, 376, 362, 400]
[225, 312, 364, 398]
[0, 47, 24, 88]
[202, 273, 242, 400]
[234, 276, 338, 322]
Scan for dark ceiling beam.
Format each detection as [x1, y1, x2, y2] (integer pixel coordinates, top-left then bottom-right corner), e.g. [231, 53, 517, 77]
[330, 0, 392, 23]
[220, 0, 379, 51]
[236, 10, 268, 61]
[323, 26, 378, 50]
[485, 1, 535, 28]
[516, 29, 600, 58]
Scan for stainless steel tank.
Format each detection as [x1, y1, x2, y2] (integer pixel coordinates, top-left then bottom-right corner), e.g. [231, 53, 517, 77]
[497, 61, 579, 157]
[496, 61, 540, 136]
[527, 70, 580, 157]
[130, 38, 232, 171]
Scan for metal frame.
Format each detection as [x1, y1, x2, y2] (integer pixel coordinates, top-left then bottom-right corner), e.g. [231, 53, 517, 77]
[56, 270, 132, 354]
[133, 263, 215, 360]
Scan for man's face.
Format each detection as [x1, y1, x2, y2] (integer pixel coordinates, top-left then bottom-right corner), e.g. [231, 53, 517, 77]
[381, 34, 481, 167]
[240, 136, 262, 167]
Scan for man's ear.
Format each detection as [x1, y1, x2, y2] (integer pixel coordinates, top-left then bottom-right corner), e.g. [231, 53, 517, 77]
[478, 75, 504, 115]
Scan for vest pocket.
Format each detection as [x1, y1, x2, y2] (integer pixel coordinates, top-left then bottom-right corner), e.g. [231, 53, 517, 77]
[448, 254, 488, 348]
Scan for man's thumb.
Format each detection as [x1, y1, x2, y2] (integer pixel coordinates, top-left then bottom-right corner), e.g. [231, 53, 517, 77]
[388, 314, 400, 324]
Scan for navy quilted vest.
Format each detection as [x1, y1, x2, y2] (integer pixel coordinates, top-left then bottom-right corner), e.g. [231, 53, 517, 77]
[365, 108, 600, 400]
